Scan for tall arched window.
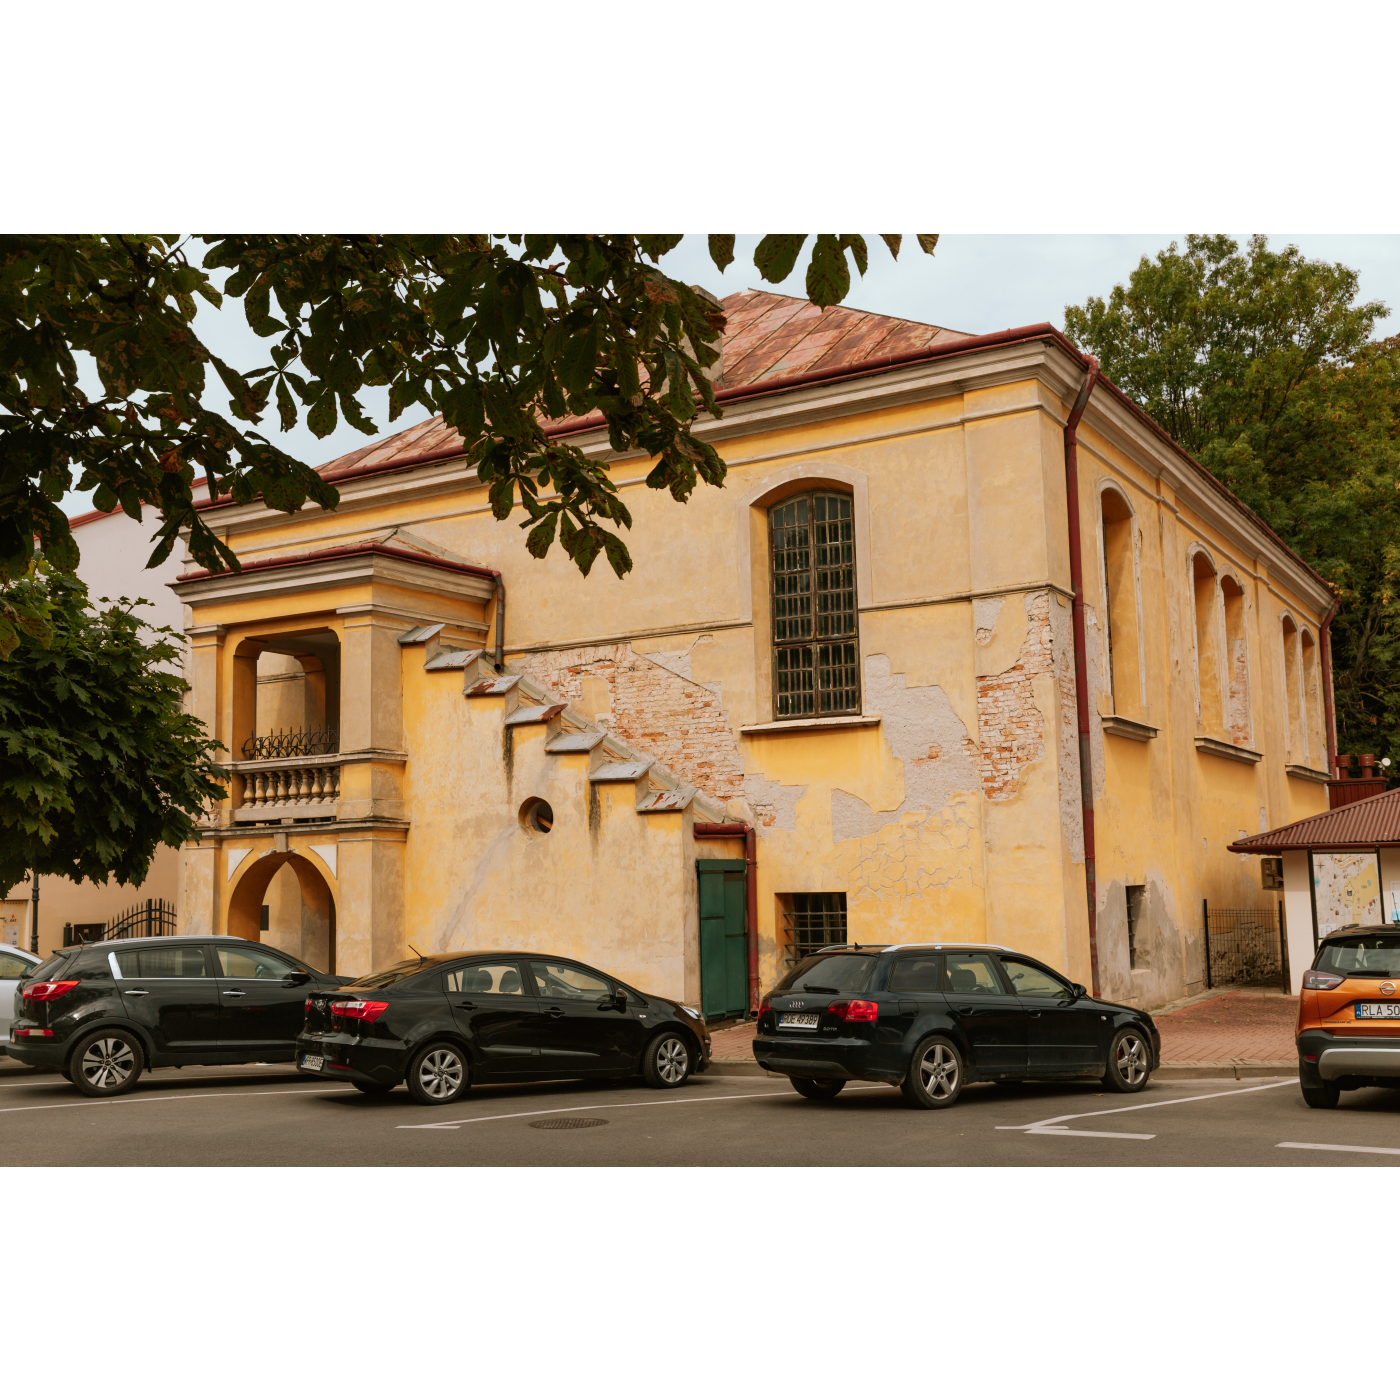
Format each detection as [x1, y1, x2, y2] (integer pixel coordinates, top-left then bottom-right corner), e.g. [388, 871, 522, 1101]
[1100, 487, 1142, 716]
[1191, 551, 1223, 735]
[769, 492, 860, 717]
[1220, 574, 1250, 747]
[1281, 615, 1302, 759]
[1300, 628, 1321, 765]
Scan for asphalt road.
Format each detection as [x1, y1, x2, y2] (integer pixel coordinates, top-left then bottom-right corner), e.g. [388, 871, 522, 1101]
[2, 1061, 1399, 1166]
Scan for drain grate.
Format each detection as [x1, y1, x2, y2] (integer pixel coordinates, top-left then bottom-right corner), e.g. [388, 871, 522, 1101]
[529, 1116, 609, 1130]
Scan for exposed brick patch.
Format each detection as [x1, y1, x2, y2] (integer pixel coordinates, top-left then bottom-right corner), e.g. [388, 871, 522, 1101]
[977, 594, 1053, 800]
[514, 645, 745, 802]
[1227, 639, 1251, 748]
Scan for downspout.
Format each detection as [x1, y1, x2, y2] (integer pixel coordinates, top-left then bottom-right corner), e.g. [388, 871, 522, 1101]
[1063, 356, 1102, 996]
[493, 576, 506, 672]
[693, 821, 759, 1015]
[1319, 595, 1340, 775]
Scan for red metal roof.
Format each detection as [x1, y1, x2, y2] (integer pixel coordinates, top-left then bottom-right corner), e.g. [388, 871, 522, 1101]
[1228, 786, 1400, 852]
[308, 290, 971, 481]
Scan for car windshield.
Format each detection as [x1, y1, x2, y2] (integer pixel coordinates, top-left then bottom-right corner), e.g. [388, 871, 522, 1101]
[1316, 935, 1400, 978]
[344, 960, 433, 990]
[776, 954, 875, 994]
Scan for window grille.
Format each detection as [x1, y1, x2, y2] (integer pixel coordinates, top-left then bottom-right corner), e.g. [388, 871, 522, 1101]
[769, 493, 860, 718]
[782, 892, 848, 963]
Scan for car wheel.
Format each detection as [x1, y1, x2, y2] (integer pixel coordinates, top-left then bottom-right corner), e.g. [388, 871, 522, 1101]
[406, 1043, 470, 1105]
[354, 1080, 396, 1095]
[790, 1076, 844, 1100]
[900, 1035, 964, 1109]
[1302, 1081, 1341, 1109]
[1102, 1028, 1152, 1093]
[71, 1029, 145, 1098]
[642, 1032, 692, 1089]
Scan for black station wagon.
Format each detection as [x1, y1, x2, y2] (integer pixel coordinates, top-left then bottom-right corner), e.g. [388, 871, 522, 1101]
[752, 943, 1159, 1108]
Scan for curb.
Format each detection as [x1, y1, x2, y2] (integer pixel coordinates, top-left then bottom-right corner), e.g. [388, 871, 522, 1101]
[699, 1060, 1297, 1082]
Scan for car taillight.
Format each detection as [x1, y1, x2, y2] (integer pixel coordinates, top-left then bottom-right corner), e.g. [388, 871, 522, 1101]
[304, 998, 313, 1014]
[1303, 971, 1347, 990]
[759, 996, 772, 1018]
[828, 999, 878, 1022]
[22, 980, 80, 1002]
[332, 1000, 389, 1022]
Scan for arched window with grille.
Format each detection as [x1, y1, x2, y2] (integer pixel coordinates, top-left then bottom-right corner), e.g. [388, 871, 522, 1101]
[769, 492, 860, 718]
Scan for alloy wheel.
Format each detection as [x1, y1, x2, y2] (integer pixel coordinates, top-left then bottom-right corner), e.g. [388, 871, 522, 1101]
[655, 1036, 688, 1085]
[917, 1043, 958, 1100]
[417, 1048, 464, 1100]
[1116, 1033, 1149, 1087]
[80, 1037, 136, 1091]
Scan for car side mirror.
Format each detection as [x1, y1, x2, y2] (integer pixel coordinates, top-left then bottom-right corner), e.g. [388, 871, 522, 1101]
[1071, 983, 1087, 999]
[284, 972, 311, 986]
[613, 988, 627, 1007]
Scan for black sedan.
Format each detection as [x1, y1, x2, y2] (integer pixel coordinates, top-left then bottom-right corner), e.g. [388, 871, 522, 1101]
[752, 943, 1159, 1108]
[296, 951, 712, 1104]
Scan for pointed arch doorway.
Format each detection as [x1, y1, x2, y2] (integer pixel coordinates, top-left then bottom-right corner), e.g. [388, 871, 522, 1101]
[227, 850, 338, 976]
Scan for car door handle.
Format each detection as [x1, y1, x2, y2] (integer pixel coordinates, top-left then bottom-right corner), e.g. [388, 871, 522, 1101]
[456, 1001, 477, 1010]
[125, 989, 149, 997]
[1028, 1010, 1043, 1018]
[546, 1007, 566, 1018]
[955, 1006, 974, 1015]
[222, 989, 246, 997]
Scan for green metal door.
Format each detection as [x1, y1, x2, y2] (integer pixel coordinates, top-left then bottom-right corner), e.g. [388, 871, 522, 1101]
[697, 859, 748, 1020]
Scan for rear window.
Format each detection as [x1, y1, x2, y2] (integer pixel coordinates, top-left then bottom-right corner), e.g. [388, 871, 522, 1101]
[24, 952, 71, 982]
[344, 959, 434, 990]
[1317, 934, 1400, 978]
[775, 954, 875, 994]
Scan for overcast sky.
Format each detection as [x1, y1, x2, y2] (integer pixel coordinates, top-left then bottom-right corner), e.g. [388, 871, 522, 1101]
[61, 234, 1400, 520]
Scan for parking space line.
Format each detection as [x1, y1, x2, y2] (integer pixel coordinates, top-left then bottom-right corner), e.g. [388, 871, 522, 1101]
[1026, 1126, 1155, 1140]
[0, 1086, 357, 1114]
[396, 1083, 891, 1129]
[994, 1078, 1294, 1133]
[1278, 1141, 1400, 1158]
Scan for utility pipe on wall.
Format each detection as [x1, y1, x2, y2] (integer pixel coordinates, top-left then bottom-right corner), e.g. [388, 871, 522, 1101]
[1063, 356, 1102, 996]
[493, 576, 506, 672]
[693, 821, 759, 1015]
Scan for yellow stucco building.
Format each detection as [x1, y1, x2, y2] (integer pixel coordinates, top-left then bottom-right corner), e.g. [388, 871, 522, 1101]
[174, 291, 1335, 1013]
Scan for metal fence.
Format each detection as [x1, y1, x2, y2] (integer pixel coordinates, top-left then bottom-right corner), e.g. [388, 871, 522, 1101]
[1202, 901, 1288, 992]
[99, 898, 177, 942]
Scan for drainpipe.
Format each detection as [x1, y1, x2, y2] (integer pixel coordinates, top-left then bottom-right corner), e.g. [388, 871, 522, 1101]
[1063, 356, 1102, 996]
[493, 576, 506, 672]
[693, 821, 759, 1015]
[1318, 595, 1340, 774]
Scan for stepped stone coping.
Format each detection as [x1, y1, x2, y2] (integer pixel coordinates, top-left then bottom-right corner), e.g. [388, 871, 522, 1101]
[591, 761, 652, 782]
[504, 703, 567, 727]
[546, 732, 608, 753]
[464, 675, 519, 696]
[637, 788, 696, 813]
[424, 649, 479, 671]
[398, 623, 445, 645]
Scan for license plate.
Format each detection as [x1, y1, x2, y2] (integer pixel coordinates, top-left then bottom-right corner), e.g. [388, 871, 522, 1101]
[1355, 1003, 1400, 1019]
[779, 1013, 820, 1029]
[301, 1054, 324, 1071]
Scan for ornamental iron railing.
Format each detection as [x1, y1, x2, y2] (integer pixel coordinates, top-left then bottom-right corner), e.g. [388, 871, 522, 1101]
[91, 898, 178, 942]
[241, 727, 339, 760]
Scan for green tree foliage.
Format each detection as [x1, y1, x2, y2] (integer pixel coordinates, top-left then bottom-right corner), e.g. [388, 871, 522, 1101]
[0, 233, 936, 658]
[0, 564, 226, 890]
[1065, 235, 1400, 766]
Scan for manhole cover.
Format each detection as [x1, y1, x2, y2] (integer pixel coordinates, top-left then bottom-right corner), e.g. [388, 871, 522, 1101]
[529, 1116, 609, 1130]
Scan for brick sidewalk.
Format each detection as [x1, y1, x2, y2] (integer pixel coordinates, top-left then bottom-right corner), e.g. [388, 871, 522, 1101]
[707, 989, 1298, 1065]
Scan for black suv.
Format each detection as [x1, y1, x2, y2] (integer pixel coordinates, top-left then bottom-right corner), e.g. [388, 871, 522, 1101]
[297, 951, 712, 1104]
[752, 943, 1160, 1108]
[8, 936, 349, 1096]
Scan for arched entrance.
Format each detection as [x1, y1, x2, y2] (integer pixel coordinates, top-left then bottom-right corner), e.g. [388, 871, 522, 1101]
[227, 851, 338, 975]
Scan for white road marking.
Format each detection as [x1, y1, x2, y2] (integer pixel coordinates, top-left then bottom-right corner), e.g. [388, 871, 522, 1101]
[0, 1086, 357, 1114]
[994, 1078, 1294, 1133]
[397, 1083, 891, 1129]
[1278, 1141, 1400, 1157]
[1026, 1126, 1155, 1140]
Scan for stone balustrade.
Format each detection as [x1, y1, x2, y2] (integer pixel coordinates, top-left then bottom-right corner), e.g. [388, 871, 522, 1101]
[230, 756, 341, 822]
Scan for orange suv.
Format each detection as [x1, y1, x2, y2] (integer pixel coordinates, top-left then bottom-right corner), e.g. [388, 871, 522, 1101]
[1297, 926, 1400, 1108]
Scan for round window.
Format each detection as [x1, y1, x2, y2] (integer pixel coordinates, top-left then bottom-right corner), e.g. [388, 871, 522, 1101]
[520, 798, 554, 834]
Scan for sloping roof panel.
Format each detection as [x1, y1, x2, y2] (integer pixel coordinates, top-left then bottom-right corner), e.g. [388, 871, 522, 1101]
[1228, 787, 1400, 852]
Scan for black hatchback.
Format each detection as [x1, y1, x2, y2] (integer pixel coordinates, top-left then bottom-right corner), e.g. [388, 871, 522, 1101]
[296, 951, 712, 1104]
[7, 936, 350, 1096]
[752, 943, 1159, 1108]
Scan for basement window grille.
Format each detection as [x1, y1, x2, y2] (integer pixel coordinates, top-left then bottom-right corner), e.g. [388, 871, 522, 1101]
[782, 892, 848, 963]
[770, 493, 860, 718]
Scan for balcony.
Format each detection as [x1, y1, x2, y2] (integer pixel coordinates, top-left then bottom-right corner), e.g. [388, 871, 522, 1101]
[231, 728, 341, 823]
